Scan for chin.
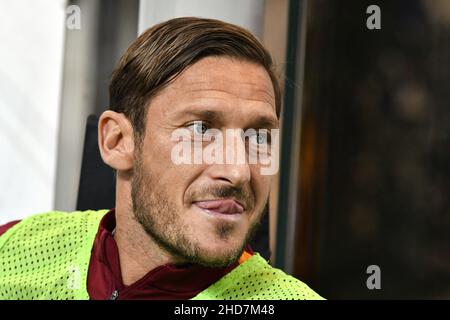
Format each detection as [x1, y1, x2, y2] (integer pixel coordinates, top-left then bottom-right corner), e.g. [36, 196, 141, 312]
[195, 252, 241, 268]
[193, 238, 245, 267]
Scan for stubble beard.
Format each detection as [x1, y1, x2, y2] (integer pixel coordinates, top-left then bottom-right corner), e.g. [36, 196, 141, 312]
[130, 148, 265, 268]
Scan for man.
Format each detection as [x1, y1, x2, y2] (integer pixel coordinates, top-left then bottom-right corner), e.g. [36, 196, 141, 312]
[0, 17, 323, 300]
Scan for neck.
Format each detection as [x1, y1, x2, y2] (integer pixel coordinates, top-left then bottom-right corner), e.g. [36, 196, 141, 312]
[113, 177, 184, 286]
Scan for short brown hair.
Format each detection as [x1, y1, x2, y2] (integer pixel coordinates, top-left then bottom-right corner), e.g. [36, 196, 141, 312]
[109, 17, 281, 142]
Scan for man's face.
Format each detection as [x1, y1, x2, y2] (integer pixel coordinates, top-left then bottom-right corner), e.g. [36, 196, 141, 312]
[131, 56, 279, 267]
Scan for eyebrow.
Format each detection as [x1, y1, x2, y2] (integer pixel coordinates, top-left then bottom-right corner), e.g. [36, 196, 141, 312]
[251, 115, 280, 129]
[174, 108, 279, 129]
[180, 109, 224, 122]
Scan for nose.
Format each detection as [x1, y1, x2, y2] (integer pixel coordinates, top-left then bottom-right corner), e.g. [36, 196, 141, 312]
[205, 129, 251, 187]
[207, 162, 251, 188]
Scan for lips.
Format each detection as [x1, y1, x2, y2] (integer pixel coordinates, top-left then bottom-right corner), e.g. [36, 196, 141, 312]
[194, 199, 245, 215]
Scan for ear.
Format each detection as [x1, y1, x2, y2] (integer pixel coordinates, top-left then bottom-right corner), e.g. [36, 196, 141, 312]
[98, 111, 135, 171]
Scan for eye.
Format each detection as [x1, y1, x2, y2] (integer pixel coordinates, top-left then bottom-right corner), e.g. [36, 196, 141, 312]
[255, 134, 267, 145]
[187, 121, 209, 135]
[249, 131, 271, 145]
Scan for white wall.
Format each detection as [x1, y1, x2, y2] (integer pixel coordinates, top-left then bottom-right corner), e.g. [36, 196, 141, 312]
[54, 0, 101, 212]
[139, 0, 265, 38]
[0, 1, 66, 224]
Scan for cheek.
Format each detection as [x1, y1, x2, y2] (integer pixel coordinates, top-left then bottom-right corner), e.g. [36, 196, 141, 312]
[141, 136, 205, 203]
[141, 131, 182, 174]
[251, 170, 272, 206]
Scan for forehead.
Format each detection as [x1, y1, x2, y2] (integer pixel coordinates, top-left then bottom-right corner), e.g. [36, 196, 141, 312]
[153, 56, 277, 118]
[176, 57, 274, 99]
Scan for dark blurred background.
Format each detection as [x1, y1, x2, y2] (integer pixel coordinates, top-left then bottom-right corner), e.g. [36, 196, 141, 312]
[290, 0, 450, 299]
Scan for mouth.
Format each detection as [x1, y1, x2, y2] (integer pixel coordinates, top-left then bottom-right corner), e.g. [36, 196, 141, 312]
[192, 198, 245, 219]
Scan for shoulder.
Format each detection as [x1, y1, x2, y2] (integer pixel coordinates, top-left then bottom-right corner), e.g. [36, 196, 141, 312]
[0, 210, 109, 250]
[0, 210, 107, 300]
[193, 253, 325, 300]
[4, 210, 108, 228]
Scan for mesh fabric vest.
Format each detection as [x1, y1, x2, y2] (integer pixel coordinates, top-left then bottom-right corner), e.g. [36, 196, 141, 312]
[0, 210, 323, 300]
